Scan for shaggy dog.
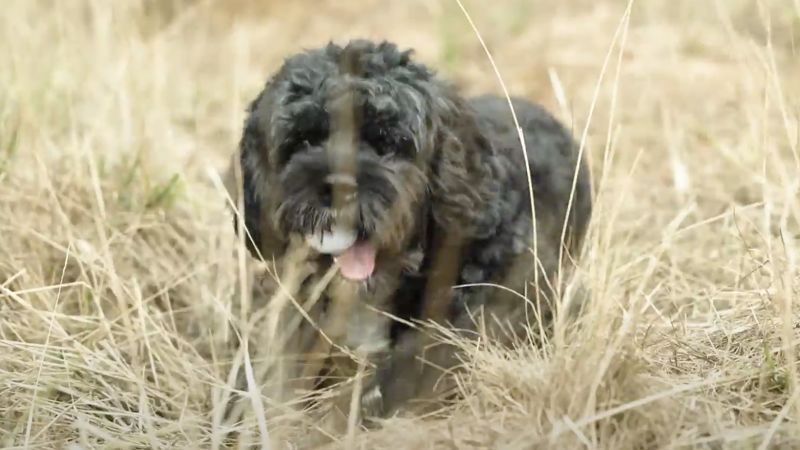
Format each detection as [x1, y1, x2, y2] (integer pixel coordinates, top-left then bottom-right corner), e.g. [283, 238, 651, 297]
[231, 39, 591, 421]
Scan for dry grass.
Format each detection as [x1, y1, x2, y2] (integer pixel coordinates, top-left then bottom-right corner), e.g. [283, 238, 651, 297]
[1, 0, 799, 448]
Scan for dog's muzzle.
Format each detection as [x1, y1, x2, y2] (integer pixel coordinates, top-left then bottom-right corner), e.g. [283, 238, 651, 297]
[305, 172, 378, 282]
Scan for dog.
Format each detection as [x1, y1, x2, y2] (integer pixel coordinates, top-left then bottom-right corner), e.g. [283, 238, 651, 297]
[229, 39, 592, 421]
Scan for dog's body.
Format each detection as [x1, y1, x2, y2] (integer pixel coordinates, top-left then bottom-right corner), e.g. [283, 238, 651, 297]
[232, 40, 591, 419]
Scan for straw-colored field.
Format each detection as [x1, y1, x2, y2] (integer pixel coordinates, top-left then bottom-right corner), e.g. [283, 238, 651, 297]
[1, 0, 799, 448]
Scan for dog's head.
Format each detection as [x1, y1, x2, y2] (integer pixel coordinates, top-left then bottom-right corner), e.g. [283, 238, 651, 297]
[235, 40, 495, 280]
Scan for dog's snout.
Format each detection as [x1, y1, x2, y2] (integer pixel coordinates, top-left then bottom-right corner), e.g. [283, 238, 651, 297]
[324, 173, 357, 188]
[320, 173, 357, 207]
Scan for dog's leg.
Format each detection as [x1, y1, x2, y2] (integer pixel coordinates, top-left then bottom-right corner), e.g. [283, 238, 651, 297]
[363, 246, 573, 419]
[361, 232, 467, 419]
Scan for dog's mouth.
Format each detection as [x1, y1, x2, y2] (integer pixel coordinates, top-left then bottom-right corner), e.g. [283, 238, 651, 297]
[305, 226, 377, 281]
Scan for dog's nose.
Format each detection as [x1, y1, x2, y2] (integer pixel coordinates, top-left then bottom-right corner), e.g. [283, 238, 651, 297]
[320, 173, 357, 207]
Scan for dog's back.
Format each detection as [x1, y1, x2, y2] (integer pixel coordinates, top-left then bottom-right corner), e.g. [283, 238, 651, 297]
[470, 94, 591, 266]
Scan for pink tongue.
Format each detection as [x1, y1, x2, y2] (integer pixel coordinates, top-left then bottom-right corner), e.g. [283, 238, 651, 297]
[334, 240, 376, 281]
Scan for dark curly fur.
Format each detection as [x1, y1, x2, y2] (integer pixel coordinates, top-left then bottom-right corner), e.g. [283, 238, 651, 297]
[231, 39, 592, 420]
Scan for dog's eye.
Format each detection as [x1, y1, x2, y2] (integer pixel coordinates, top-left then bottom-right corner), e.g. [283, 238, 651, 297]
[289, 122, 328, 150]
[364, 128, 415, 157]
[300, 129, 327, 146]
[277, 129, 328, 166]
[395, 135, 415, 155]
[385, 133, 415, 157]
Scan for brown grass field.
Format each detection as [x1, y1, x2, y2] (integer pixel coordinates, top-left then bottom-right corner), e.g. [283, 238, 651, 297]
[1, 0, 799, 448]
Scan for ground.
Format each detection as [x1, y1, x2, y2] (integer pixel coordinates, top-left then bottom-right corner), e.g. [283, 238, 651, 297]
[1, 0, 799, 449]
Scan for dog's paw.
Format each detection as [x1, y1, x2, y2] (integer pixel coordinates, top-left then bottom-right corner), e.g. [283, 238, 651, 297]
[360, 383, 384, 425]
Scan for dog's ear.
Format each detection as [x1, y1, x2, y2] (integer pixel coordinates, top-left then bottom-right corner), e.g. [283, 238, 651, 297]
[232, 105, 286, 260]
[428, 94, 502, 238]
